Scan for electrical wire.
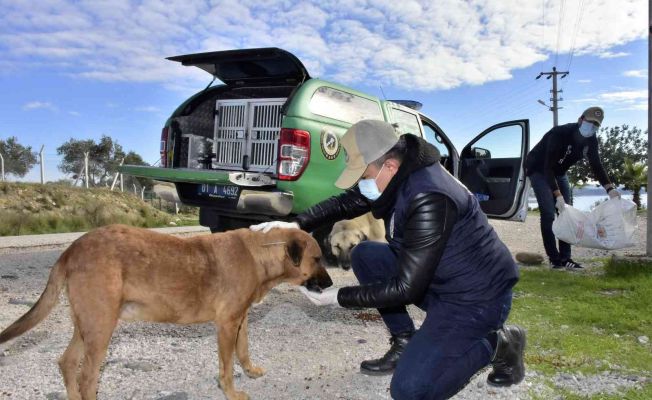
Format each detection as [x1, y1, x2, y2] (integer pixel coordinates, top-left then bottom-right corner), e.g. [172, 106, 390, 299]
[559, 0, 588, 99]
[554, 0, 566, 67]
[565, 0, 587, 72]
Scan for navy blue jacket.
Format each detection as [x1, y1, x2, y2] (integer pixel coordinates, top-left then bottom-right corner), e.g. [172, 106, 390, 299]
[296, 136, 518, 307]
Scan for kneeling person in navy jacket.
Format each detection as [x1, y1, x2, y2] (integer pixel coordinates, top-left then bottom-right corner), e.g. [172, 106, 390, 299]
[252, 120, 526, 400]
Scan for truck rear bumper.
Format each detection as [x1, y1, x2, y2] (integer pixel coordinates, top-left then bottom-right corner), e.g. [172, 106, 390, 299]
[236, 189, 294, 216]
[176, 183, 294, 217]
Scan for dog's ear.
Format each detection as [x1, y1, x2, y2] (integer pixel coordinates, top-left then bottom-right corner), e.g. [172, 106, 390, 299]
[286, 238, 306, 266]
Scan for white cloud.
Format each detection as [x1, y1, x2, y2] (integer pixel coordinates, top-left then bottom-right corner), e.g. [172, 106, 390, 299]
[68, 111, 81, 116]
[623, 69, 647, 78]
[616, 103, 647, 111]
[597, 89, 647, 111]
[0, 0, 647, 91]
[22, 101, 57, 111]
[572, 97, 599, 103]
[134, 106, 162, 113]
[597, 51, 630, 59]
[577, 79, 591, 83]
[599, 90, 647, 102]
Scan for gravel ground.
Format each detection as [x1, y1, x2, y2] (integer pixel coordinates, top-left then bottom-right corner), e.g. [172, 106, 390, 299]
[0, 215, 648, 399]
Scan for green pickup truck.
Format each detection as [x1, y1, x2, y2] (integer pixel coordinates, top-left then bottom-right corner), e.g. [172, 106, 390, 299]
[122, 47, 530, 238]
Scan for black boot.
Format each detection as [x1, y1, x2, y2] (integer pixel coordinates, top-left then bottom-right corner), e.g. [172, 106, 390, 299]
[487, 325, 526, 387]
[360, 331, 414, 376]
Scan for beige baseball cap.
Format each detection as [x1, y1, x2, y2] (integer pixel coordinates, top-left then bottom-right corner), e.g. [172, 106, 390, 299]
[335, 120, 400, 189]
[582, 106, 604, 126]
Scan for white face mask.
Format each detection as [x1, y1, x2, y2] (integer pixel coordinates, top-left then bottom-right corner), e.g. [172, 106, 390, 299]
[579, 121, 598, 137]
[358, 165, 385, 201]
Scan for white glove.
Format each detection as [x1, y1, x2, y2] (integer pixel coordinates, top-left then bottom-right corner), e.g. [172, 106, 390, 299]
[608, 189, 621, 199]
[555, 196, 566, 213]
[249, 221, 299, 233]
[299, 286, 341, 307]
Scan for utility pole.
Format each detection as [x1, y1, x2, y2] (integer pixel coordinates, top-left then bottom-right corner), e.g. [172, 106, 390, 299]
[647, 4, 651, 257]
[536, 67, 569, 127]
[39, 145, 45, 184]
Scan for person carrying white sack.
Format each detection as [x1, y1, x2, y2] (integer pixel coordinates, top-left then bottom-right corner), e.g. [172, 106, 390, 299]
[525, 106, 620, 270]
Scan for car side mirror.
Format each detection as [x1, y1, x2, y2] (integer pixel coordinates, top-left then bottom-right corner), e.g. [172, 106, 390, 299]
[472, 147, 491, 159]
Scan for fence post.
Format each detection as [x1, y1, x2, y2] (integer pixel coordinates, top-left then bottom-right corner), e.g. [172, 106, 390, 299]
[120, 174, 124, 192]
[84, 152, 90, 188]
[110, 158, 124, 191]
[73, 163, 84, 187]
[0, 152, 4, 181]
[140, 186, 145, 200]
[39, 145, 45, 184]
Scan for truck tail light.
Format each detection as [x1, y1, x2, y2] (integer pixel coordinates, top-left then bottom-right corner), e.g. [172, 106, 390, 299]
[160, 126, 169, 167]
[277, 128, 310, 181]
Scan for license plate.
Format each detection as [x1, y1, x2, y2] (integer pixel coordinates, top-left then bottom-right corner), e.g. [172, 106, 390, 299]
[198, 184, 240, 199]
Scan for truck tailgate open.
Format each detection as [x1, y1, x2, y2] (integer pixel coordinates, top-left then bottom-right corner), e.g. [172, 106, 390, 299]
[119, 165, 232, 184]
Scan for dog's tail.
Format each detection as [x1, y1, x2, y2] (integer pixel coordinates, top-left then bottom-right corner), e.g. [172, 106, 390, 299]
[0, 255, 67, 344]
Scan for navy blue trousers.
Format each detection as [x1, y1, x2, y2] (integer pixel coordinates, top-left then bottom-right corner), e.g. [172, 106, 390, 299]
[351, 241, 512, 400]
[529, 172, 572, 263]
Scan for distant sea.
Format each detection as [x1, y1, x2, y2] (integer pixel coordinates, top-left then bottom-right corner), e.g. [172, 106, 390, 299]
[528, 188, 647, 212]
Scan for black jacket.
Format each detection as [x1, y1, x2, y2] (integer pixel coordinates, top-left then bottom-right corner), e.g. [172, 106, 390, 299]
[295, 136, 457, 309]
[525, 122, 610, 191]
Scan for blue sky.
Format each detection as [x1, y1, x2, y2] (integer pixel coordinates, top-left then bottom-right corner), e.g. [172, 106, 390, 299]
[0, 0, 647, 182]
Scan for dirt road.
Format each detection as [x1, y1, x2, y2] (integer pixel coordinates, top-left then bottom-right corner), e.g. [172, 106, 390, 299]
[0, 215, 647, 399]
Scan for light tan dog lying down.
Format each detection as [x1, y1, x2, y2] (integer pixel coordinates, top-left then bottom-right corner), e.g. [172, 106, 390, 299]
[0, 224, 332, 400]
[329, 212, 386, 270]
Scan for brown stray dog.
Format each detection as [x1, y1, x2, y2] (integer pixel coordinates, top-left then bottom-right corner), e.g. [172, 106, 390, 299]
[0, 224, 332, 400]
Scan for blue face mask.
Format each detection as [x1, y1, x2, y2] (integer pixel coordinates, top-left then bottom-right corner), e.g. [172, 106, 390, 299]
[579, 121, 598, 137]
[358, 165, 385, 201]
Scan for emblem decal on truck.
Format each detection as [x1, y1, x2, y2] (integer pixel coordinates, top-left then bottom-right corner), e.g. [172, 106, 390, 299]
[320, 129, 340, 160]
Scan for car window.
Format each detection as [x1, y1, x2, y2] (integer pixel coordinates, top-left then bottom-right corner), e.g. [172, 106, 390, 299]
[422, 123, 449, 157]
[309, 86, 384, 124]
[391, 108, 421, 136]
[468, 125, 523, 159]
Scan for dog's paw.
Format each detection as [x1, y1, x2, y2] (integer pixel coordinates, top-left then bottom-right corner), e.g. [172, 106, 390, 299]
[244, 364, 266, 378]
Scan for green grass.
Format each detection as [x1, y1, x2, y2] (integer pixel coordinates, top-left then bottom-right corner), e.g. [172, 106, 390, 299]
[0, 182, 199, 235]
[510, 257, 652, 398]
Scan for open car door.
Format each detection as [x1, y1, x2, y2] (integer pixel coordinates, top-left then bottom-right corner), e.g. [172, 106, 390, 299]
[459, 120, 530, 221]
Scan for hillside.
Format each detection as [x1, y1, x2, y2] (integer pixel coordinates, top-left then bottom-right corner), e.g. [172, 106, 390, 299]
[0, 182, 196, 236]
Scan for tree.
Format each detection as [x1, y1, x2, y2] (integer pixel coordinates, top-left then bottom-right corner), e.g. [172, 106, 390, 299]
[0, 137, 38, 178]
[567, 125, 648, 188]
[57, 135, 151, 188]
[621, 158, 647, 209]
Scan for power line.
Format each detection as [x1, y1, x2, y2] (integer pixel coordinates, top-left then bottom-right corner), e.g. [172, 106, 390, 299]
[542, 0, 546, 45]
[558, 0, 588, 97]
[554, 0, 566, 67]
[565, 0, 587, 72]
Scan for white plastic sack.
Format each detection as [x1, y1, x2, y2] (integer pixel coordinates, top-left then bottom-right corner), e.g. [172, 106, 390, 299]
[552, 197, 638, 250]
